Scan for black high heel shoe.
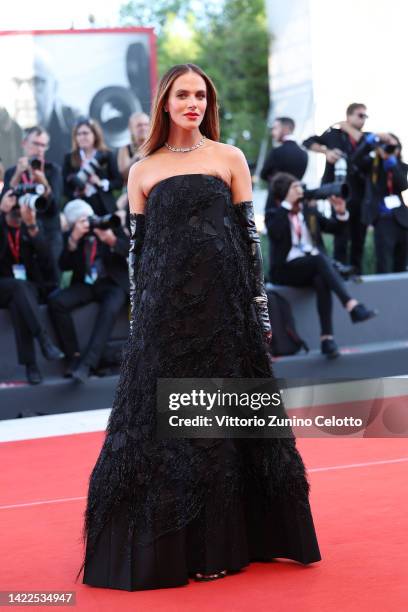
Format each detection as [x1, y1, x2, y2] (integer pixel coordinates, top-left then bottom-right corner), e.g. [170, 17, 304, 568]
[194, 569, 227, 582]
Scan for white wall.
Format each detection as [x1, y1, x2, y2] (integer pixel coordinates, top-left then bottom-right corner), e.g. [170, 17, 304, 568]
[265, 0, 408, 184]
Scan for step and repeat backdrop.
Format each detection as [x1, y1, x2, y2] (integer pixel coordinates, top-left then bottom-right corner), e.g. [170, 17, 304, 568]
[0, 28, 156, 166]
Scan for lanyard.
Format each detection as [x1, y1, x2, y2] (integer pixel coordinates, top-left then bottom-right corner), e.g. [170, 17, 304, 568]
[387, 171, 394, 195]
[290, 212, 302, 242]
[84, 238, 98, 266]
[348, 135, 357, 150]
[7, 229, 21, 263]
[21, 171, 31, 184]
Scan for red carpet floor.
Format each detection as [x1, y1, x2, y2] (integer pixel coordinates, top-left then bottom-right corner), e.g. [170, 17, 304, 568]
[1, 432, 407, 611]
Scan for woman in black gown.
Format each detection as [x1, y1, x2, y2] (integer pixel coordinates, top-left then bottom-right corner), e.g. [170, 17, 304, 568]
[76, 63, 321, 591]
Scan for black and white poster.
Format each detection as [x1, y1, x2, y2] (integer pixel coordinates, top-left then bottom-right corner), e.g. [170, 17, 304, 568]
[0, 28, 156, 167]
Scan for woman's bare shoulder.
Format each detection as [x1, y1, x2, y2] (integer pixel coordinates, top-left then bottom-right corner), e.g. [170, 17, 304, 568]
[128, 156, 153, 185]
[128, 151, 170, 197]
[208, 140, 246, 162]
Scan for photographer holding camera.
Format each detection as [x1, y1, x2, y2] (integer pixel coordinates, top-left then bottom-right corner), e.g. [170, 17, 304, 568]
[350, 133, 408, 273]
[48, 199, 129, 383]
[63, 118, 123, 217]
[1, 126, 63, 289]
[303, 103, 369, 273]
[266, 172, 377, 358]
[0, 190, 64, 384]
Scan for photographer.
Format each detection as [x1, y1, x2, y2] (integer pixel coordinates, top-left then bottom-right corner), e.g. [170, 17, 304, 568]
[63, 118, 123, 216]
[0, 190, 64, 384]
[266, 172, 377, 358]
[48, 199, 129, 383]
[1, 126, 63, 288]
[303, 103, 369, 273]
[350, 133, 408, 273]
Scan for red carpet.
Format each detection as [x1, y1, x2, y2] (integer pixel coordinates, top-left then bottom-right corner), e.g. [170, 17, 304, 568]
[1, 432, 407, 611]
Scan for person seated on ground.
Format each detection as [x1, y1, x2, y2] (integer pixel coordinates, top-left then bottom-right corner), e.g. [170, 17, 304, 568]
[48, 199, 129, 382]
[265, 172, 378, 359]
[0, 190, 64, 384]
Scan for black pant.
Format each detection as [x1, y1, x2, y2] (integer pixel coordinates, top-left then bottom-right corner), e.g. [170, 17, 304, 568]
[41, 224, 63, 286]
[333, 199, 367, 274]
[48, 278, 128, 368]
[374, 216, 408, 273]
[274, 253, 352, 336]
[0, 278, 43, 365]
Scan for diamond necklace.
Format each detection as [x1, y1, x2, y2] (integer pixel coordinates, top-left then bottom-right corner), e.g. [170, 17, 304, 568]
[164, 135, 206, 153]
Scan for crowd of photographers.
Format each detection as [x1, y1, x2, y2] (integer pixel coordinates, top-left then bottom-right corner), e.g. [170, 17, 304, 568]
[1, 102, 407, 382]
[261, 103, 408, 358]
[0, 113, 149, 384]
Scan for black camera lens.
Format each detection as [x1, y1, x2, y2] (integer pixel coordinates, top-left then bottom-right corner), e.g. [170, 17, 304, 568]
[30, 157, 42, 171]
[88, 213, 121, 231]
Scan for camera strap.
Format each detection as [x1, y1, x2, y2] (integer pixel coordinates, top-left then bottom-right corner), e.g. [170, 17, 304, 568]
[7, 228, 21, 263]
[84, 237, 98, 269]
[20, 170, 31, 184]
[387, 171, 394, 195]
[348, 134, 357, 150]
[289, 211, 302, 243]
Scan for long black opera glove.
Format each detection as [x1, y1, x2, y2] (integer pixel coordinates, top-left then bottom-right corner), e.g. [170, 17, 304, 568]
[234, 201, 272, 343]
[128, 212, 146, 332]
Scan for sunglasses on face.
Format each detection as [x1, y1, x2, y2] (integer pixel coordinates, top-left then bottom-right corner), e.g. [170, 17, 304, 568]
[32, 140, 49, 149]
[357, 113, 368, 119]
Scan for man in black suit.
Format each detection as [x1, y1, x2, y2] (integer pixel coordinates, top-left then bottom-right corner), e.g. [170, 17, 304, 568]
[303, 103, 369, 272]
[0, 190, 64, 384]
[1, 126, 63, 289]
[261, 117, 308, 183]
[266, 172, 377, 358]
[48, 199, 129, 382]
[261, 117, 308, 276]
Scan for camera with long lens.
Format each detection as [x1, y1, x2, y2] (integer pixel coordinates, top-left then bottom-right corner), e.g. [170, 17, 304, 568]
[380, 143, 398, 154]
[70, 150, 110, 190]
[303, 181, 350, 200]
[88, 213, 121, 232]
[11, 183, 49, 212]
[368, 134, 398, 155]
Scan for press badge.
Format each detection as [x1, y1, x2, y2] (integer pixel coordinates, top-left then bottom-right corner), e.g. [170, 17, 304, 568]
[384, 195, 400, 210]
[12, 264, 27, 281]
[85, 265, 98, 285]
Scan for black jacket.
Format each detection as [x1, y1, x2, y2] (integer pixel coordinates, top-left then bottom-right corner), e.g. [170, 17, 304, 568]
[1, 162, 63, 231]
[303, 127, 366, 203]
[265, 203, 348, 281]
[62, 150, 123, 215]
[260, 140, 308, 182]
[59, 226, 130, 294]
[350, 140, 408, 228]
[261, 140, 308, 214]
[0, 213, 54, 297]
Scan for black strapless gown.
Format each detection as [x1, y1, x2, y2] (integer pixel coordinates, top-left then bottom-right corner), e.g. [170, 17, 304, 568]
[79, 174, 321, 591]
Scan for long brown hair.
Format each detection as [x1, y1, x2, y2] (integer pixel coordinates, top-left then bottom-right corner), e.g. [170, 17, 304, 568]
[70, 118, 108, 168]
[140, 63, 220, 157]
